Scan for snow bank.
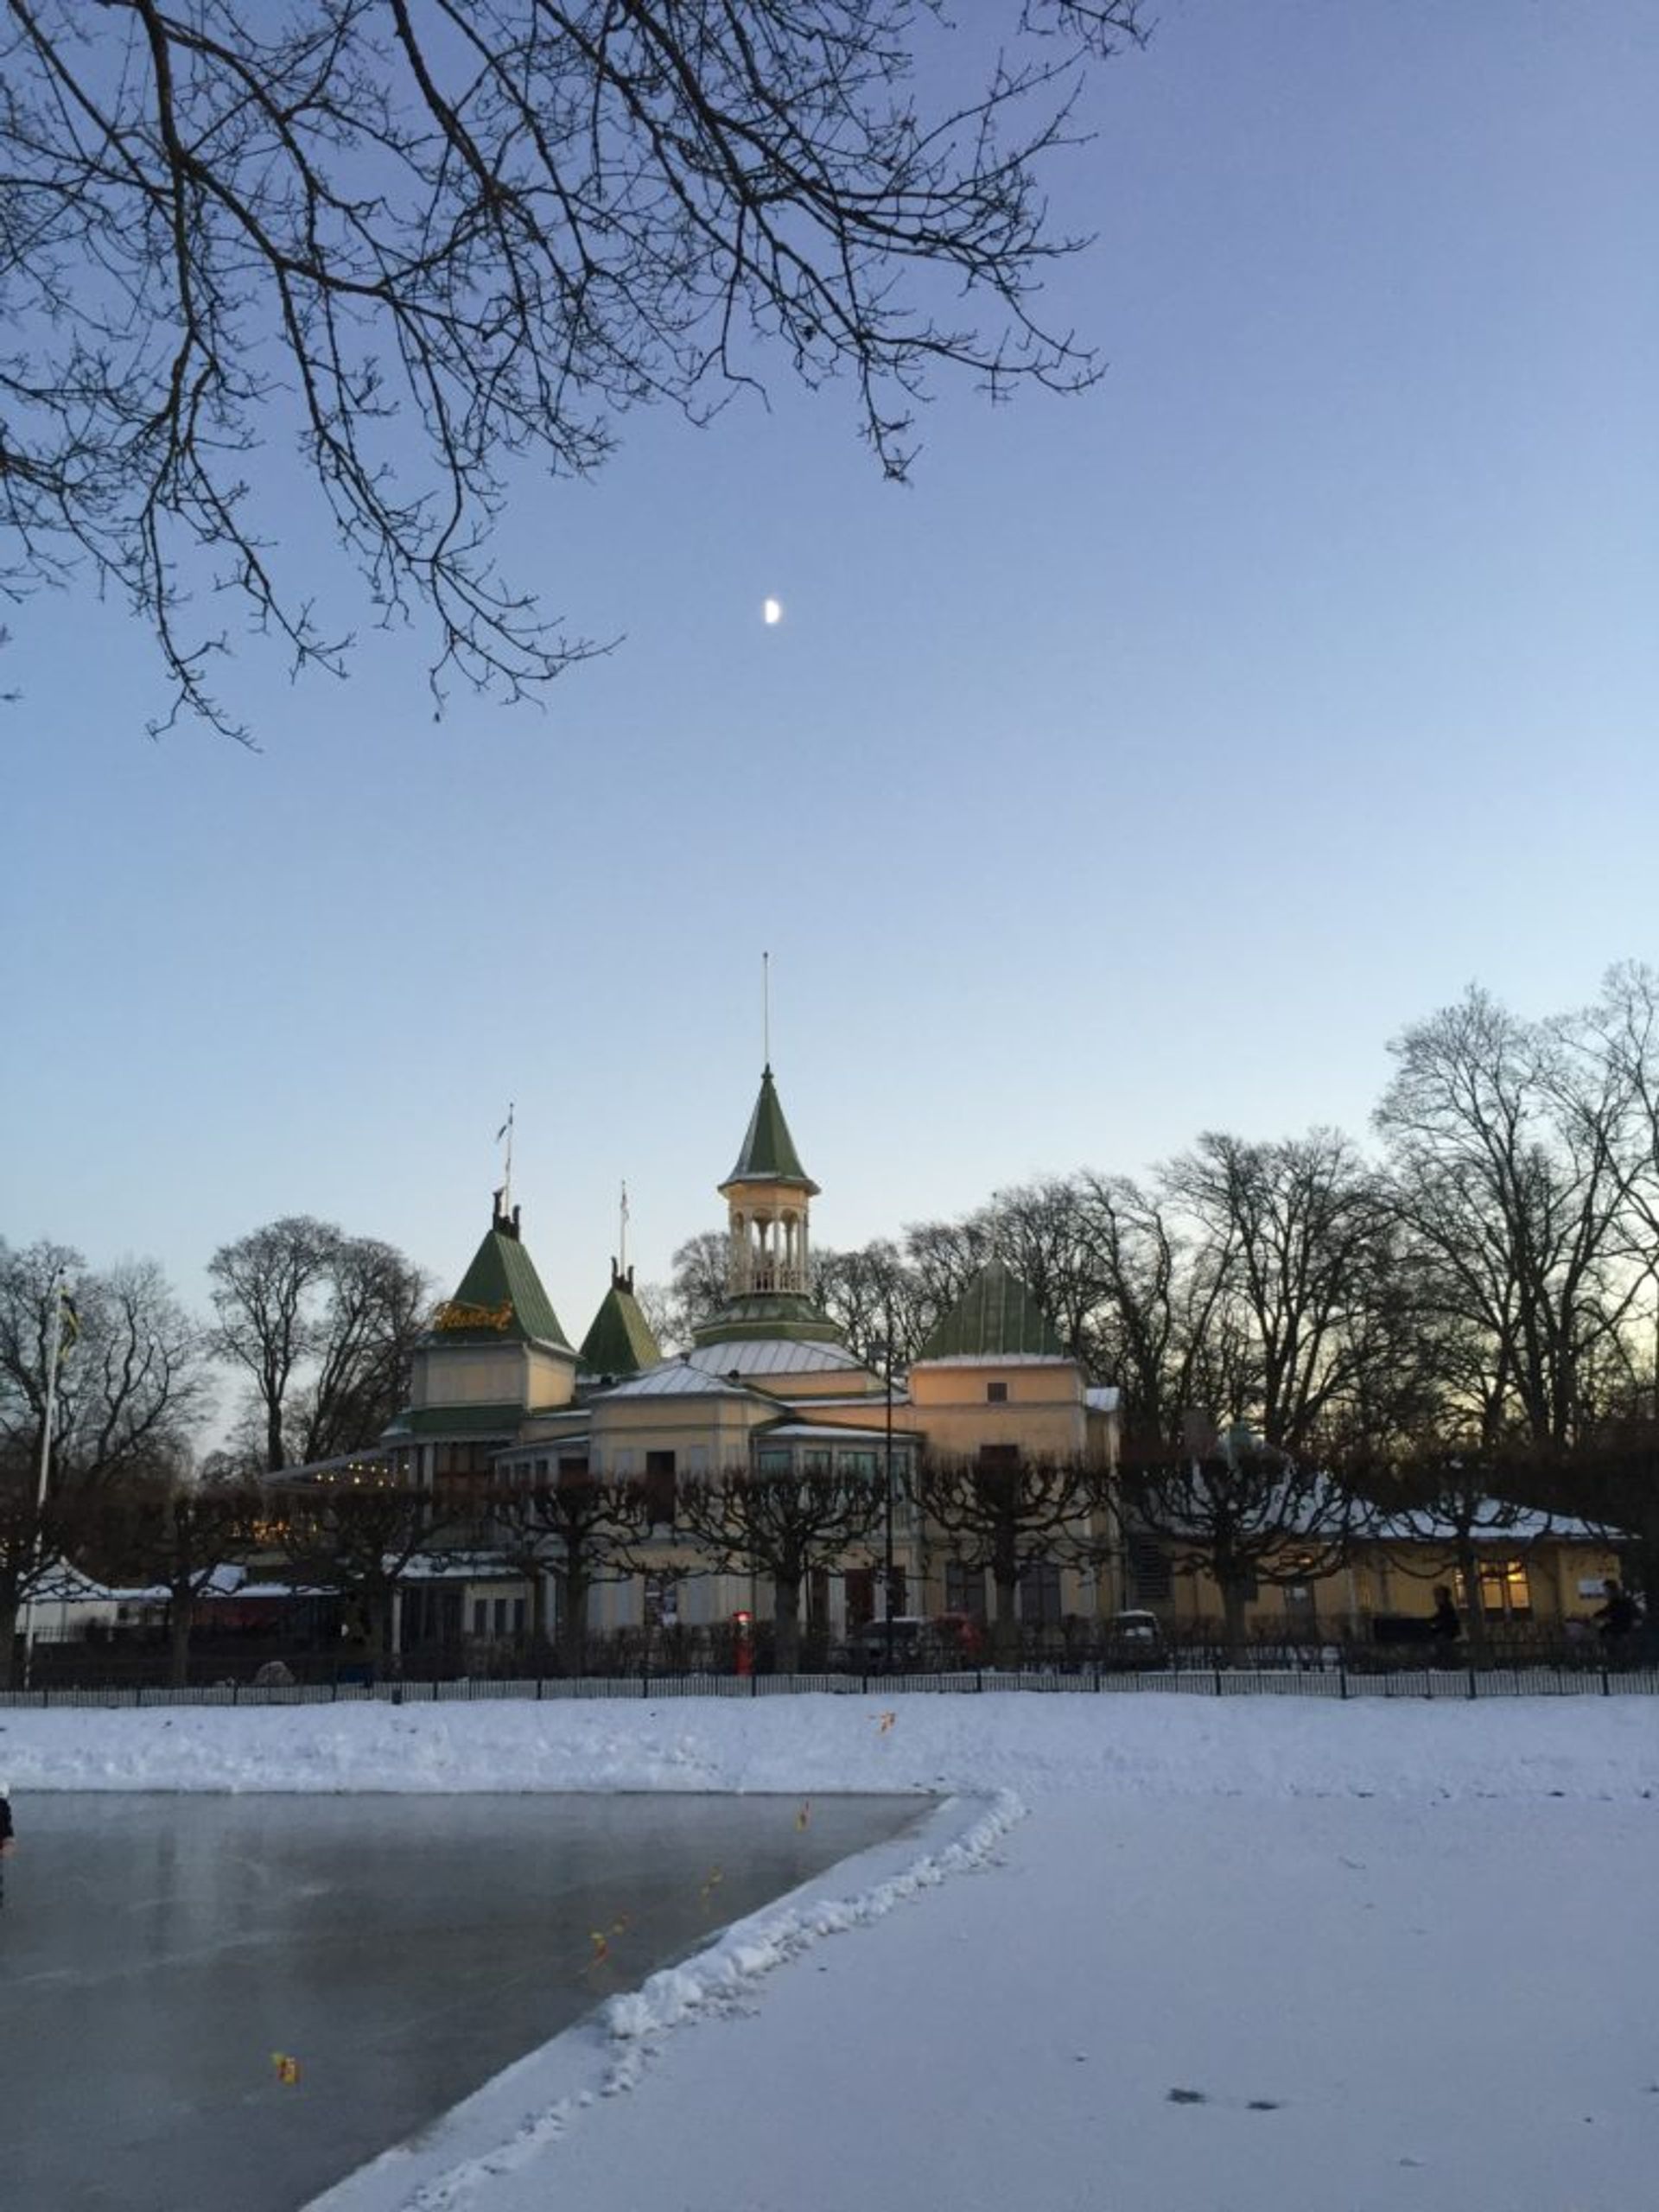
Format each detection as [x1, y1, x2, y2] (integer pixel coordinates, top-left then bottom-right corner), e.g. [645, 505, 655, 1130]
[0, 1688, 1652, 1805]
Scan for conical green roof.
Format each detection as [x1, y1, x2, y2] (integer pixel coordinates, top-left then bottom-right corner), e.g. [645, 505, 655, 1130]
[723, 1066, 817, 1189]
[917, 1260, 1065, 1361]
[431, 1215, 571, 1349]
[579, 1270, 662, 1377]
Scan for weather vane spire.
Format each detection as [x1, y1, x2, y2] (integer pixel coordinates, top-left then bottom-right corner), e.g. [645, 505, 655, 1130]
[496, 1102, 515, 1217]
[762, 948, 771, 1071]
[619, 1179, 630, 1276]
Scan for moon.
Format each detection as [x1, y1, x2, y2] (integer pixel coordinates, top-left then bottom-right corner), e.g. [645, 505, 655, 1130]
[762, 597, 783, 626]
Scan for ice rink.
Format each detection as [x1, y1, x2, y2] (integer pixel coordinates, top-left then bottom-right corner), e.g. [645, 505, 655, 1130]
[0, 1789, 926, 2211]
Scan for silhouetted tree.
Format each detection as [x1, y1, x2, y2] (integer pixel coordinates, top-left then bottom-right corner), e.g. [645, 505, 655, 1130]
[0, 1239, 208, 1684]
[208, 1218, 430, 1471]
[676, 1464, 885, 1673]
[919, 1449, 1107, 1667]
[1117, 1421, 1361, 1657]
[2, 0, 1145, 737]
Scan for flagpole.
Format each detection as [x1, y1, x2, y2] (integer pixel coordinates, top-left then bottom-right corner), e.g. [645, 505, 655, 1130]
[22, 1276, 65, 1690]
[619, 1180, 629, 1277]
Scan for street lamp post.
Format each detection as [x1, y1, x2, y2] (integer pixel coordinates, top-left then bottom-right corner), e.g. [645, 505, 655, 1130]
[883, 1297, 895, 1671]
[21, 1275, 67, 1690]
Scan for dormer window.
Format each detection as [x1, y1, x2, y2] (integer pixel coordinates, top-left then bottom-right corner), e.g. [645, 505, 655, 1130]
[987, 1382, 1008, 1404]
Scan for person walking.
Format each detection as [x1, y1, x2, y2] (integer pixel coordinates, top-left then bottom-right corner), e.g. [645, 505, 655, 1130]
[1594, 1580, 1639, 1652]
[0, 1777, 14, 1909]
[1428, 1586, 1461, 1647]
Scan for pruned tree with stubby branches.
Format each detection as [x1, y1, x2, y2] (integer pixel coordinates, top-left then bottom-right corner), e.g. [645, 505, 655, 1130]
[1116, 1421, 1363, 1658]
[273, 1471, 456, 1668]
[2, 1, 1145, 739]
[486, 1464, 654, 1672]
[919, 1447, 1106, 1667]
[675, 1462, 885, 1672]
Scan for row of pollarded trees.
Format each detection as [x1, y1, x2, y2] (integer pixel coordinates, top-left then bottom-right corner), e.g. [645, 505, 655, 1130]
[10, 1418, 1649, 1688]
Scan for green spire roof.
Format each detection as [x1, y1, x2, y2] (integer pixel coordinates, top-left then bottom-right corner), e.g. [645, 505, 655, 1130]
[579, 1268, 662, 1378]
[723, 1066, 817, 1190]
[430, 1212, 572, 1350]
[917, 1260, 1065, 1361]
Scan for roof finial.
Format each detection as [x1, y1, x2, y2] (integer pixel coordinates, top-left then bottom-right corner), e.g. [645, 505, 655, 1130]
[762, 949, 771, 1072]
[495, 1103, 515, 1220]
[619, 1178, 630, 1276]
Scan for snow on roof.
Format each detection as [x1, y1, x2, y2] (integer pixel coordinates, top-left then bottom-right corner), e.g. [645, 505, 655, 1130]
[760, 1421, 924, 1445]
[911, 1353, 1074, 1370]
[684, 1338, 868, 1376]
[598, 1361, 762, 1401]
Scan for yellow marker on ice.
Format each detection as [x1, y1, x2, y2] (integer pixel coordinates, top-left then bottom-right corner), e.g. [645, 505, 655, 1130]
[796, 1799, 811, 1830]
[272, 2054, 301, 2087]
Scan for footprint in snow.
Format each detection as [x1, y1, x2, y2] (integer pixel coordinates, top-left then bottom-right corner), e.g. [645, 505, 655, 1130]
[1166, 2088, 1283, 2113]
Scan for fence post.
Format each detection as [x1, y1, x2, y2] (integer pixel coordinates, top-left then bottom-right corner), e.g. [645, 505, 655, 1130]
[1602, 1663, 1611, 1697]
[1212, 1665, 1223, 1698]
[1338, 1658, 1348, 1700]
[1466, 1663, 1478, 1700]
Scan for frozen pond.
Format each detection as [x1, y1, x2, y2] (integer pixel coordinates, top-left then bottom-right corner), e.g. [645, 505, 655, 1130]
[0, 1791, 928, 2212]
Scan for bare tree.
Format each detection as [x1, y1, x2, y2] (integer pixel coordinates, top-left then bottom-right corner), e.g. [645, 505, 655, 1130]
[99, 1469, 265, 1685]
[208, 1217, 431, 1470]
[0, 1238, 209, 1683]
[1117, 1422, 1360, 1658]
[811, 1237, 939, 1369]
[1165, 1129, 1404, 1456]
[1376, 988, 1633, 1448]
[675, 1463, 885, 1672]
[2, 0, 1144, 739]
[486, 1464, 652, 1673]
[274, 1473, 455, 1669]
[661, 1228, 733, 1345]
[919, 1447, 1106, 1668]
[1335, 1436, 1554, 1659]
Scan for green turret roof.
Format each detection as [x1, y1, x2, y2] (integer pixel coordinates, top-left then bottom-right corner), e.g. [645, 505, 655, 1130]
[723, 1066, 817, 1190]
[429, 1209, 572, 1350]
[579, 1268, 662, 1378]
[917, 1260, 1065, 1362]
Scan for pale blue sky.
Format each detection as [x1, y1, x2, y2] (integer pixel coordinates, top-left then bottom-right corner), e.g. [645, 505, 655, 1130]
[4, 3, 1656, 1365]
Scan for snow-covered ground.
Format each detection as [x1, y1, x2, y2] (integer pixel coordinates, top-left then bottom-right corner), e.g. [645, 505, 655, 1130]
[3, 1693, 1655, 2212]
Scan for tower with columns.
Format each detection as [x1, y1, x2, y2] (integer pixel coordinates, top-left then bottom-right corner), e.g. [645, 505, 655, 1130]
[693, 1064, 842, 1346]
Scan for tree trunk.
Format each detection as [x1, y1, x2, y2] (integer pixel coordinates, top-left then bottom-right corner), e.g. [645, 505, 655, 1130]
[559, 1564, 590, 1676]
[772, 1573, 802, 1674]
[0, 1595, 16, 1690]
[1220, 1577, 1249, 1662]
[168, 1588, 194, 1689]
[1456, 1540, 1489, 1659]
[990, 1573, 1020, 1669]
[364, 1586, 393, 1670]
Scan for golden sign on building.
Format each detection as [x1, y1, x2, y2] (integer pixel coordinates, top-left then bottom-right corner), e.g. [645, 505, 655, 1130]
[434, 1298, 514, 1333]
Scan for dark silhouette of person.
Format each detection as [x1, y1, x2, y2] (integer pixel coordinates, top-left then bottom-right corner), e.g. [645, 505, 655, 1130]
[1594, 1580, 1639, 1649]
[1428, 1586, 1461, 1645]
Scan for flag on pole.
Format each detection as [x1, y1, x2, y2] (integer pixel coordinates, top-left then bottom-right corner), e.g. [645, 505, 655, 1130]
[57, 1292, 79, 1365]
[495, 1113, 512, 1142]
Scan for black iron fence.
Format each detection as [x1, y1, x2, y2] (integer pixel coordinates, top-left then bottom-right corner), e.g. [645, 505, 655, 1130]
[3, 1655, 1655, 1708]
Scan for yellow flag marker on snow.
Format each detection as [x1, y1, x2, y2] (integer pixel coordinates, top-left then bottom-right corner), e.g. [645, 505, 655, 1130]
[272, 2054, 301, 2087]
[796, 1799, 811, 1830]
